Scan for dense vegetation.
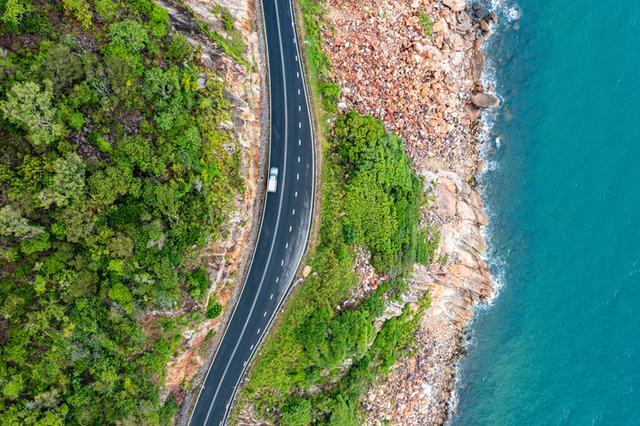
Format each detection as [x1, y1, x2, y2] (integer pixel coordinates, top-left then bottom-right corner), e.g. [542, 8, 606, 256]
[0, 0, 242, 423]
[298, 0, 340, 117]
[240, 111, 435, 424]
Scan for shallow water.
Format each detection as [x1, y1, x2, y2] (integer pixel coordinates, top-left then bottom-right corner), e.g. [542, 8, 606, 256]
[453, 0, 640, 424]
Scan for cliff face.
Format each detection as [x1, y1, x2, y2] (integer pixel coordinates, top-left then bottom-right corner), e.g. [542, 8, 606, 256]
[320, 0, 497, 423]
[156, 0, 266, 414]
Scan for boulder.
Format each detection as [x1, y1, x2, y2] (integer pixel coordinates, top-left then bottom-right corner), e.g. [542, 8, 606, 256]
[432, 18, 447, 33]
[480, 18, 491, 32]
[456, 11, 472, 32]
[302, 265, 312, 278]
[464, 103, 481, 121]
[471, 92, 500, 108]
[450, 33, 465, 51]
[443, 0, 466, 12]
[471, 3, 487, 20]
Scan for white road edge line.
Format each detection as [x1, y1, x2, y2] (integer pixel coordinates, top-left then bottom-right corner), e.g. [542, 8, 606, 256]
[216, 0, 317, 421]
[200, 0, 291, 421]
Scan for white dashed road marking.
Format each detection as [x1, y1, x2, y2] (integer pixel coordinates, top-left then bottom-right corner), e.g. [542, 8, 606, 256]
[269, 294, 274, 300]
[296, 173, 299, 180]
[292, 209, 295, 216]
[256, 328, 261, 335]
[295, 191, 298, 197]
[276, 277, 279, 283]
[280, 259, 284, 266]
[263, 311, 267, 317]
[285, 242, 289, 249]
[298, 156, 300, 162]
[289, 226, 292, 232]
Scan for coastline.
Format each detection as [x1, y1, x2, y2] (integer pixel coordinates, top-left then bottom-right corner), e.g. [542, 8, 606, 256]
[319, 0, 501, 423]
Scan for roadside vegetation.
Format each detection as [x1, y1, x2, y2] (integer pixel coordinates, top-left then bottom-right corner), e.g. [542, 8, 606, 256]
[239, 0, 439, 422]
[298, 0, 340, 118]
[241, 111, 436, 424]
[0, 0, 241, 423]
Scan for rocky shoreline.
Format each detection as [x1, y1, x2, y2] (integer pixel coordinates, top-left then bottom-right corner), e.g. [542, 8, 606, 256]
[321, 0, 497, 423]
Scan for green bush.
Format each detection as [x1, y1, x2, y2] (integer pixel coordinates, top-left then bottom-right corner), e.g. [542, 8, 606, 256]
[282, 396, 313, 426]
[205, 300, 222, 319]
[419, 11, 433, 37]
[242, 111, 435, 423]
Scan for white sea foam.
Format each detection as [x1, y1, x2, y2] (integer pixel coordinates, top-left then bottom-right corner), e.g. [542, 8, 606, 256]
[447, 0, 519, 421]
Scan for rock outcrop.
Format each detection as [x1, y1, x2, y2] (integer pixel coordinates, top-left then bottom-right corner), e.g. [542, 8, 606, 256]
[363, 171, 492, 424]
[472, 92, 500, 109]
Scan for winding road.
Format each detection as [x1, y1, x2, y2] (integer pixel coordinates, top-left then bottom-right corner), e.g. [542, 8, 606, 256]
[188, 0, 315, 423]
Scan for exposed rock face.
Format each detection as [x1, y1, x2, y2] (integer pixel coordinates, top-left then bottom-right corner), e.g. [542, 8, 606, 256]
[362, 172, 492, 424]
[472, 92, 500, 109]
[321, 0, 497, 423]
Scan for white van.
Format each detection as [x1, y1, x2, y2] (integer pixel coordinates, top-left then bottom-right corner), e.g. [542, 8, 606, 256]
[267, 167, 279, 193]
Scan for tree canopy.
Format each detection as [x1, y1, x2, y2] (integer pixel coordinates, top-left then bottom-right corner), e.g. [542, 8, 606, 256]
[0, 1, 241, 423]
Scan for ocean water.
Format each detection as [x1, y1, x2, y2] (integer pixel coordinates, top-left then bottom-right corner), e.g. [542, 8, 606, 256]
[453, 1, 640, 424]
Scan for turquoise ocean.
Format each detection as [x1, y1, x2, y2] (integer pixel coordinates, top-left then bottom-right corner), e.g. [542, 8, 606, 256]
[453, 0, 640, 424]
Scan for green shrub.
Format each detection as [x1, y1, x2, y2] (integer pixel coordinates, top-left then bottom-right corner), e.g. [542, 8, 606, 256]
[189, 268, 210, 299]
[205, 299, 222, 319]
[62, 0, 92, 29]
[419, 11, 433, 37]
[1, 0, 30, 29]
[282, 396, 313, 426]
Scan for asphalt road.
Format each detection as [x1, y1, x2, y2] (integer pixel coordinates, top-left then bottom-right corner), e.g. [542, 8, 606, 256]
[188, 0, 315, 423]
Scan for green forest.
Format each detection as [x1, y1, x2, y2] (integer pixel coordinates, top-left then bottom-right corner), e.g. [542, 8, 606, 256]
[240, 111, 436, 425]
[0, 0, 241, 423]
